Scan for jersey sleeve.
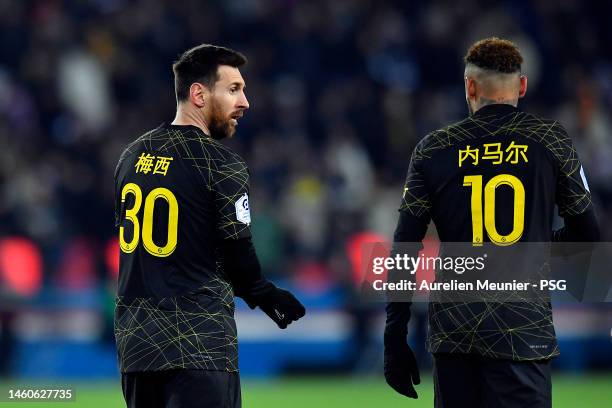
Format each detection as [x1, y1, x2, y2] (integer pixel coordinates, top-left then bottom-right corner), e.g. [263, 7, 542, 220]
[210, 151, 253, 240]
[553, 123, 593, 217]
[114, 159, 124, 228]
[399, 140, 432, 221]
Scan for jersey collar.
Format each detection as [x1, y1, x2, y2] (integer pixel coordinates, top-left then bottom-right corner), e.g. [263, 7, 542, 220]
[473, 103, 519, 117]
[163, 122, 211, 137]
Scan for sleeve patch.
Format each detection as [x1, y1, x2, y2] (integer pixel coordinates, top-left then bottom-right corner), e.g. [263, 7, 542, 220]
[580, 166, 590, 193]
[235, 193, 251, 225]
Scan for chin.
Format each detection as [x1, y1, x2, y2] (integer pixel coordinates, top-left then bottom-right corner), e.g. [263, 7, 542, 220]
[225, 123, 237, 138]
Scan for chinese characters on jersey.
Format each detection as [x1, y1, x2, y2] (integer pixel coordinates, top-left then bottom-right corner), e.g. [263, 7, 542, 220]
[134, 153, 174, 176]
[459, 142, 528, 167]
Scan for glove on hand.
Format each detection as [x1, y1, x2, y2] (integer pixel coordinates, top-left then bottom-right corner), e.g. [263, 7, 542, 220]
[384, 331, 420, 399]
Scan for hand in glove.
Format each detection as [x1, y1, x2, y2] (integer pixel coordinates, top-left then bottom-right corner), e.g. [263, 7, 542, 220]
[384, 331, 420, 399]
[246, 280, 306, 329]
[258, 287, 305, 329]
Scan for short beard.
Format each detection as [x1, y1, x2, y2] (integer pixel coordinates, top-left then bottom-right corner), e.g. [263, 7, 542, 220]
[208, 98, 235, 140]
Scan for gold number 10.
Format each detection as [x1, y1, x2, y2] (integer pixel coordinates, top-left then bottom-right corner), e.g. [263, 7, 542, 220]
[463, 174, 525, 246]
[119, 183, 179, 257]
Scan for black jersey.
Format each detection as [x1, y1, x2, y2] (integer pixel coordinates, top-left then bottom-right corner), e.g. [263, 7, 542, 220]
[113, 123, 251, 372]
[399, 104, 593, 360]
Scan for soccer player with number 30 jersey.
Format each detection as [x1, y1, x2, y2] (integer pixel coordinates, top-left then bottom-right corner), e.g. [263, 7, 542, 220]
[114, 45, 305, 408]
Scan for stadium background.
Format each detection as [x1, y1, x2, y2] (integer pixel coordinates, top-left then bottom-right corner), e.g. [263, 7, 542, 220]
[0, 0, 610, 406]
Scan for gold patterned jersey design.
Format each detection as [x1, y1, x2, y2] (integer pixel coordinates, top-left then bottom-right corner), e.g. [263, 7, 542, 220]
[114, 124, 251, 372]
[115, 278, 237, 372]
[401, 109, 592, 219]
[397, 105, 592, 360]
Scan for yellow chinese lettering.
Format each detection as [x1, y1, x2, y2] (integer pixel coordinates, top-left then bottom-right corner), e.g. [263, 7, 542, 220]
[505, 141, 528, 164]
[153, 156, 173, 176]
[135, 153, 156, 174]
[459, 146, 479, 167]
[482, 143, 503, 164]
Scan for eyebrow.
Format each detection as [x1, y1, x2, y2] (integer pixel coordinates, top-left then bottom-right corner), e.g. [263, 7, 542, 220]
[229, 81, 245, 89]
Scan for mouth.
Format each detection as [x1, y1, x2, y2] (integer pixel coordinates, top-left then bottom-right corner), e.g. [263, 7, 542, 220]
[230, 112, 243, 126]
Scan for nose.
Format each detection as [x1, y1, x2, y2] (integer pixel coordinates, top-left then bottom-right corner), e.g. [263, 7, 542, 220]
[238, 91, 250, 110]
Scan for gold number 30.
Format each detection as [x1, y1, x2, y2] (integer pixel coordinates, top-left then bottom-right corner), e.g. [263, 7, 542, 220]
[119, 183, 179, 257]
[463, 174, 525, 246]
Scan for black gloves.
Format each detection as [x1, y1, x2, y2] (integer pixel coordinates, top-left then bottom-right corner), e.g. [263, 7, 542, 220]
[248, 280, 306, 329]
[384, 330, 420, 398]
[384, 301, 419, 398]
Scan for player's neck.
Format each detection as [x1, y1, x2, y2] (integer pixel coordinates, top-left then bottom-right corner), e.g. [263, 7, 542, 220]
[474, 95, 518, 111]
[172, 106, 211, 136]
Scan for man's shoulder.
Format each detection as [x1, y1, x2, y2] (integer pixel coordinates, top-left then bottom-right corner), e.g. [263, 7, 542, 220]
[117, 125, 246, 167]
[508, 110, 567, 135]
[202, 140, 247, 167]
[415, 111, 568, 161]
[413, 117, 474, 160]
[116, 125, 167, 164]
[501, 110, 573, 158]
[163, 125, 247, 167]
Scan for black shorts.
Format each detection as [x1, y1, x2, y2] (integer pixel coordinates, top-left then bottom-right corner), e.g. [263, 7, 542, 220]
[121, 369, 241, 408]
[433, 353, 551, 408]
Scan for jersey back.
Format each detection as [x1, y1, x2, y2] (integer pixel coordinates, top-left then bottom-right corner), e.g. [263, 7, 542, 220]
[400, 104, 593, 360]
[402, 104, 591, 244]
[113, 124, 251, 372]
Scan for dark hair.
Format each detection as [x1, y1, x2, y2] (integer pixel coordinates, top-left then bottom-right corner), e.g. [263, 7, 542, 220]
[172, 44, 247, 101]
[464, 37, 523, 73]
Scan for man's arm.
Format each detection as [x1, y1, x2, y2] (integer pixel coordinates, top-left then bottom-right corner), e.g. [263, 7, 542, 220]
[551, 123, 600, 245]
[384, 211, 428, 399]
[385, 211, 428, 336]
[210, 150, 305, 328]
[385, 141, 431, 399]
[552, 208, 600, 243]
[221, 238, 305, 329]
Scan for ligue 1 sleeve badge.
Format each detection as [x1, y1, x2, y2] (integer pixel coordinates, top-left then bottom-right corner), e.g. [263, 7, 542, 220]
[235, 193, 251, 225]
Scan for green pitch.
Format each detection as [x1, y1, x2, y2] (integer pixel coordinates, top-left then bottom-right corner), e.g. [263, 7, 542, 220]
[2, 374, 610, 407]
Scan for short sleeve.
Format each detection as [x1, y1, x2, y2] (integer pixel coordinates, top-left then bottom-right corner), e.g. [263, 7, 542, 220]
[553, 124, 593, 217]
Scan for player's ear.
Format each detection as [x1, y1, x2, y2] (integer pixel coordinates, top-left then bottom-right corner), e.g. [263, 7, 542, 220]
[189, 82, 209, 108]
[518, 74, 528, 98]
[465, 77, 477, 99]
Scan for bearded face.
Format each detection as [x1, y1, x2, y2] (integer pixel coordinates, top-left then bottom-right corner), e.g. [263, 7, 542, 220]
[199, 65, 249, 140]
[207, 94, 245, 140]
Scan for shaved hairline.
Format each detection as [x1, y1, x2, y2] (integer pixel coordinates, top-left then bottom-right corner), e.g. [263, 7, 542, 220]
[465, 63, 521, 88]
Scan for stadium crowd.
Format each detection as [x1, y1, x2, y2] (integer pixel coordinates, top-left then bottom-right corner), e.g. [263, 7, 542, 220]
[0, 0, 611, 294]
